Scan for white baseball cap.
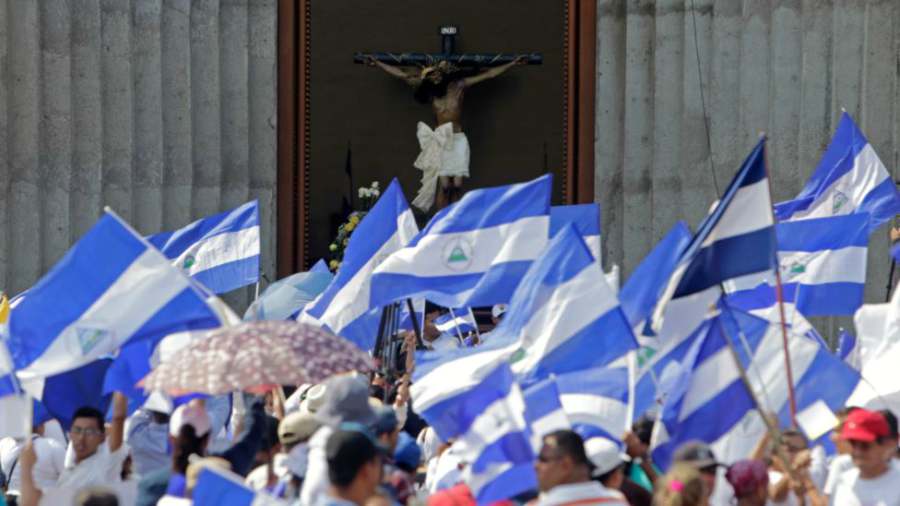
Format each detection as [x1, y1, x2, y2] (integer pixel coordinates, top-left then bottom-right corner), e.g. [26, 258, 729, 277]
[585, 437, 628, 477]
[169, 403, 212, 438]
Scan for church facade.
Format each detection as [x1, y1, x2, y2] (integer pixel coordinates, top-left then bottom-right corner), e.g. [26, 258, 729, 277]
[0, 1, 897, 327]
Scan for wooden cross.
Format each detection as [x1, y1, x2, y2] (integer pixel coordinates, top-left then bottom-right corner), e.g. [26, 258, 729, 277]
[353, 25, 542, 67]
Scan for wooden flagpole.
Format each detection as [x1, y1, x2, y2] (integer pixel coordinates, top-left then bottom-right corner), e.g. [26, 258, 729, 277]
[759, 135, 799, 426]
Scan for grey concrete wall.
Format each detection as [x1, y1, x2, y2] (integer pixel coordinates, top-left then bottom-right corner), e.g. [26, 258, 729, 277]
[0, 0, 277, 310]
[596, 0, 899, 338]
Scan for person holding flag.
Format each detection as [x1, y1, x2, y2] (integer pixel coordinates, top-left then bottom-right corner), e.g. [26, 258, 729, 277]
[17, 393, 128, 506]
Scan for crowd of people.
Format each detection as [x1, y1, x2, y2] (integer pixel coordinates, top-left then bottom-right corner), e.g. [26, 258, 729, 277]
[0, 298, 898, 506]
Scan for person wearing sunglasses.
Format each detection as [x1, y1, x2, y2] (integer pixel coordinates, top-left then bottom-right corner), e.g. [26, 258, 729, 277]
[533, 430, 627, 506]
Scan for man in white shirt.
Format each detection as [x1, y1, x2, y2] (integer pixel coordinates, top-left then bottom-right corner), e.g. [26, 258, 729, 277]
[18, 393, 128, 506]
[300, 374, 377, 505]
[829, 409, 900, 506]
[534, 430, 628, 506]
[0, 424, 66, 499]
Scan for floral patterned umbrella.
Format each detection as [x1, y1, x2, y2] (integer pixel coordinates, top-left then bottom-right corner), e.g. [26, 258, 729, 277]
[140, 320, 372, 396]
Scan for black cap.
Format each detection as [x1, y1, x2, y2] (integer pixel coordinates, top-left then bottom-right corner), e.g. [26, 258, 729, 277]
[673, 441, 719, 469]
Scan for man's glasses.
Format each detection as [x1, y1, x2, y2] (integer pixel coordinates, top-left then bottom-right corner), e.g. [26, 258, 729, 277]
[70, 427, 102, 438]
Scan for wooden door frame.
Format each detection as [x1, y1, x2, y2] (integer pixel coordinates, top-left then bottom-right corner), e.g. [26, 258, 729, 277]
[276, 0, 596, 276]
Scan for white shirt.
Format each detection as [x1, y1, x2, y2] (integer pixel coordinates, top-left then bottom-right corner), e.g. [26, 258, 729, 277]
[299, 425, 334, 506]
[537, 481, 628, 506]
[768, 470, 799, 506]
[829, 464, 900, 506]
[39, 442, 129, 506]
[0, 436, 65, 494]
[428, 333, 460, 351]
[824, 454, 854, 496]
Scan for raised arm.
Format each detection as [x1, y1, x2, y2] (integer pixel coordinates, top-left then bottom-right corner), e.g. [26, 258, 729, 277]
[108, 391, 128, 453]
[366, 56, 420, 87]
[463, 56, 528, 87]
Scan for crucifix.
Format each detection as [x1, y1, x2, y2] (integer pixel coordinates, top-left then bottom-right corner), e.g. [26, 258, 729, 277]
[355, 26, 541, 211]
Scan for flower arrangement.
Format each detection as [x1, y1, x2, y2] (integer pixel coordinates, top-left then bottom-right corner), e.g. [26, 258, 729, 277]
[328, 181, 381, 272]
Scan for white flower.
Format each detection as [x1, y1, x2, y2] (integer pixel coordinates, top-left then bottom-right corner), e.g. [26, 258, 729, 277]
[371, 181, 380, 189]
[358, 188, 369, 198]
[371, 189, 380, 198]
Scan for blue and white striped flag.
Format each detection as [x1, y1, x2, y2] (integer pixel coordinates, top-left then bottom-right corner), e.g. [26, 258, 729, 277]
[775, 112, 900, 233]
[550, 204, 601, 264]
[650, 308, 760, 470]
[434, 309, 477, 336]
[726, 213, 870, 317]
[619, 221, 692, 331]
[149, 200, 260, 294]
[522, 377, 571, 451]
[412, 356, 537, 504]
[371, 175, 552, 309]
[304, 179, 418, 350]
[192, 465, 287, 506]
[555, 367, 630, 444]
[653, 139, 776, 333]
[492, 225, 637, 384]
[6, 211, 224, 381]
[651, 304, 862, 469]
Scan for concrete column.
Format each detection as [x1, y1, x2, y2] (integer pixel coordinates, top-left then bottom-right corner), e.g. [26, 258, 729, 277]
[7, 0, 42, 293]
[190, 0, 222, 219]
[132, 0, 164, 234]
[100, 0, 134, 222]
[161, 0, 193, 230]
[70, 0, 104, 239]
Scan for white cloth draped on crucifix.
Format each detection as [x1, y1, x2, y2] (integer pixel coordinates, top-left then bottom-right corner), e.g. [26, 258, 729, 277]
[411, 121, 471, 211]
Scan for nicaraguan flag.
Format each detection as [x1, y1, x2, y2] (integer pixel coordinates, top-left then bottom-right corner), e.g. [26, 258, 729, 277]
[550, 204, 602, 264]
[555, 367, 630, 444]
[434, 309, 477, 337]
[148, 200, 260, 294]
[653, 139, 776, 332]
[370, 174, 552, 309]
[650, 308, 759, 470]
[6, 211, 224, 382]
[775, 112, 900, 233]
[303, 179, 418, 350]
[619, 221, 693, 353]
[652, 303, 861, 469]
[192, 465, 285, 506]
[708, 306, 862, 466]
[412, 356, 537, 504]
[522, 377, 571, 451]
[493, 225, 637, 384]
[726, 213, 870, 317]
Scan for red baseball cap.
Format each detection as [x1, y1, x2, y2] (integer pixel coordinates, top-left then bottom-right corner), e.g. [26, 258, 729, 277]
[841, 409, 890, 442]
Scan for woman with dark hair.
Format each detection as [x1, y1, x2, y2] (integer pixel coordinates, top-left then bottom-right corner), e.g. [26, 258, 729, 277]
[136, 396, 266, 506]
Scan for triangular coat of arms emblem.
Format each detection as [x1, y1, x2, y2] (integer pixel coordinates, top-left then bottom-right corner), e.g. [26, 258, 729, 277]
[832, 190, 849, 214]
[448, 246, 468, 263]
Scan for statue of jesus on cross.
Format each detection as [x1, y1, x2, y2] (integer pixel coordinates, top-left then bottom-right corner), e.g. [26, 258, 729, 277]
[357, 27, 539, 211]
